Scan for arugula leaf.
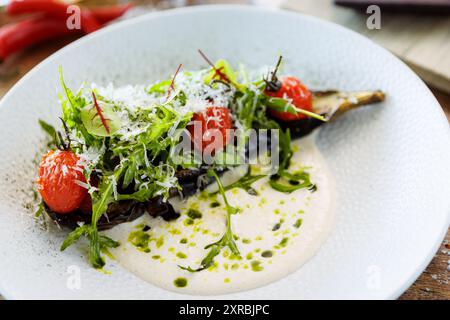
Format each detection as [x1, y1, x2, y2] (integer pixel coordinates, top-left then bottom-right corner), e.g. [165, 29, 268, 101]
[34, 202, 44, 218]
[38, 119, 65, 149]
[117, 187, 154, 202]
[60, 226, 119, 267]
[122, 159, 136, 189]
[210, 172, 266, 196]
[262, 96, 327, 122]
[179, 169, 240, 272]
[60, 224, 91, 251]
[38, 119, 56, 139]
[269, 169, 316, 193]
[147, 79, 172, 94]
[278, 128, 293, 173]
[88, 167, 125, 268]
[231, 87, 298, 183]
[60, 164, 127, 269]
[99, 235, 120, 249]
[236, 90, 258, 130]
[59, 67, 102, 149]
[59, 66, 78, 111]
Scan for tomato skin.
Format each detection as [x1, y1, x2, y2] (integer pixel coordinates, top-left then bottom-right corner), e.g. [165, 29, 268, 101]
[266, 76, 313, 121]
[187, 106, 233, 153]
[37, 150, 88, 214]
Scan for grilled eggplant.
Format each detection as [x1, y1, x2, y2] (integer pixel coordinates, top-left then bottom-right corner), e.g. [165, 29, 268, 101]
[281, 90, 385, 138]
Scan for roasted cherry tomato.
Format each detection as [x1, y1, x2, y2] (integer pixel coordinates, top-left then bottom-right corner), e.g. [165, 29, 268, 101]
[37, 150, 88, 214]
[187, 106, 233, 153]
[266, 76, 313, 121]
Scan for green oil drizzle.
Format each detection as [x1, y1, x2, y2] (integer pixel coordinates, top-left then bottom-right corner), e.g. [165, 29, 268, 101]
[210, 201, 221, 208]
[174, 277, 188, 288]
[169, 228, 181, 235]
[187, 208, 202, 219]
[156, 236, 164, 248]
[251, 260, 264, 272]
[279, 237, 289, 247]
[261, 250, 273, 258]
[128, 230, 150, 253]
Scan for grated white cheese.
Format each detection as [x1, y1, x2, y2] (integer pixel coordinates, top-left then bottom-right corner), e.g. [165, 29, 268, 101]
[89, 83, 160, 110]
[69, 64, 268, 202]
[77, 144, 105, 170]
[111, 175, 118, 200]
[142, 143, 150, 168]
[74, 179, 90, 189]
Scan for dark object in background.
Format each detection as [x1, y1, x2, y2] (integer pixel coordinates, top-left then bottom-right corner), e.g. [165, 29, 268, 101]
[335, 0, 450, 13]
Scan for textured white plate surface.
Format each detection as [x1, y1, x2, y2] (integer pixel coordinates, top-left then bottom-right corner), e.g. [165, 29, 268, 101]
[0, 5, 449, 300]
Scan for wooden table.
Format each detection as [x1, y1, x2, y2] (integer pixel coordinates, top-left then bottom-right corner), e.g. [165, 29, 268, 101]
[0, 6, 449, 301]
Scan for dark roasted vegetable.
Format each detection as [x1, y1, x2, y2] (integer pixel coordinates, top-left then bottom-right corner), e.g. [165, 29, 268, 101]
[45, 200, 146, 231]
[44, 167, 218, 230]
[146, 196, 180, 221]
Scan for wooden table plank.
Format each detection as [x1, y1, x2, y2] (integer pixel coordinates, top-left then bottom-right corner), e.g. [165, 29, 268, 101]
[399, 231, 449, 300]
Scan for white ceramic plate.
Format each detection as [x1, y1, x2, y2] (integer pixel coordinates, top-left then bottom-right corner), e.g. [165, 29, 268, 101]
[0, 5, 449, 300]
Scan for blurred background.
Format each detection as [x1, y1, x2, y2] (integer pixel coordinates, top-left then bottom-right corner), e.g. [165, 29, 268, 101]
[0, 0, 449, 300]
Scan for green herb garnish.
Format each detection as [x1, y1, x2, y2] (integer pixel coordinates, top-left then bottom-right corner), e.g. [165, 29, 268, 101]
[179, 169, 240, 272]
[210, 171, 266, 196]
[263, 96, 326, 122]
[269, 169, 316, 194]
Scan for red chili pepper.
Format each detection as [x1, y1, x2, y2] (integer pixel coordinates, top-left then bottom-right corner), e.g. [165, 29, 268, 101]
[0, 16, 80, 61]
[78, 8, 102, 33]
[6, 0, 101, 33]
[1, 1, 132, 61]
[89, 3, 133, 24]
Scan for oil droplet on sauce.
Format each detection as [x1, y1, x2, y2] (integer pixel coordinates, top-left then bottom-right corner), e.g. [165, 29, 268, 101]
[174, 277, 188, 288]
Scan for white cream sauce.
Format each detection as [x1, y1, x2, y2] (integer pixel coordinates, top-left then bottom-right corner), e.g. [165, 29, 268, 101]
[104, 135, 336, 295]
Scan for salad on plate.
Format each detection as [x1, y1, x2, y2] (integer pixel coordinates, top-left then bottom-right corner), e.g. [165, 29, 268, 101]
[35, 52, 384, 294]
